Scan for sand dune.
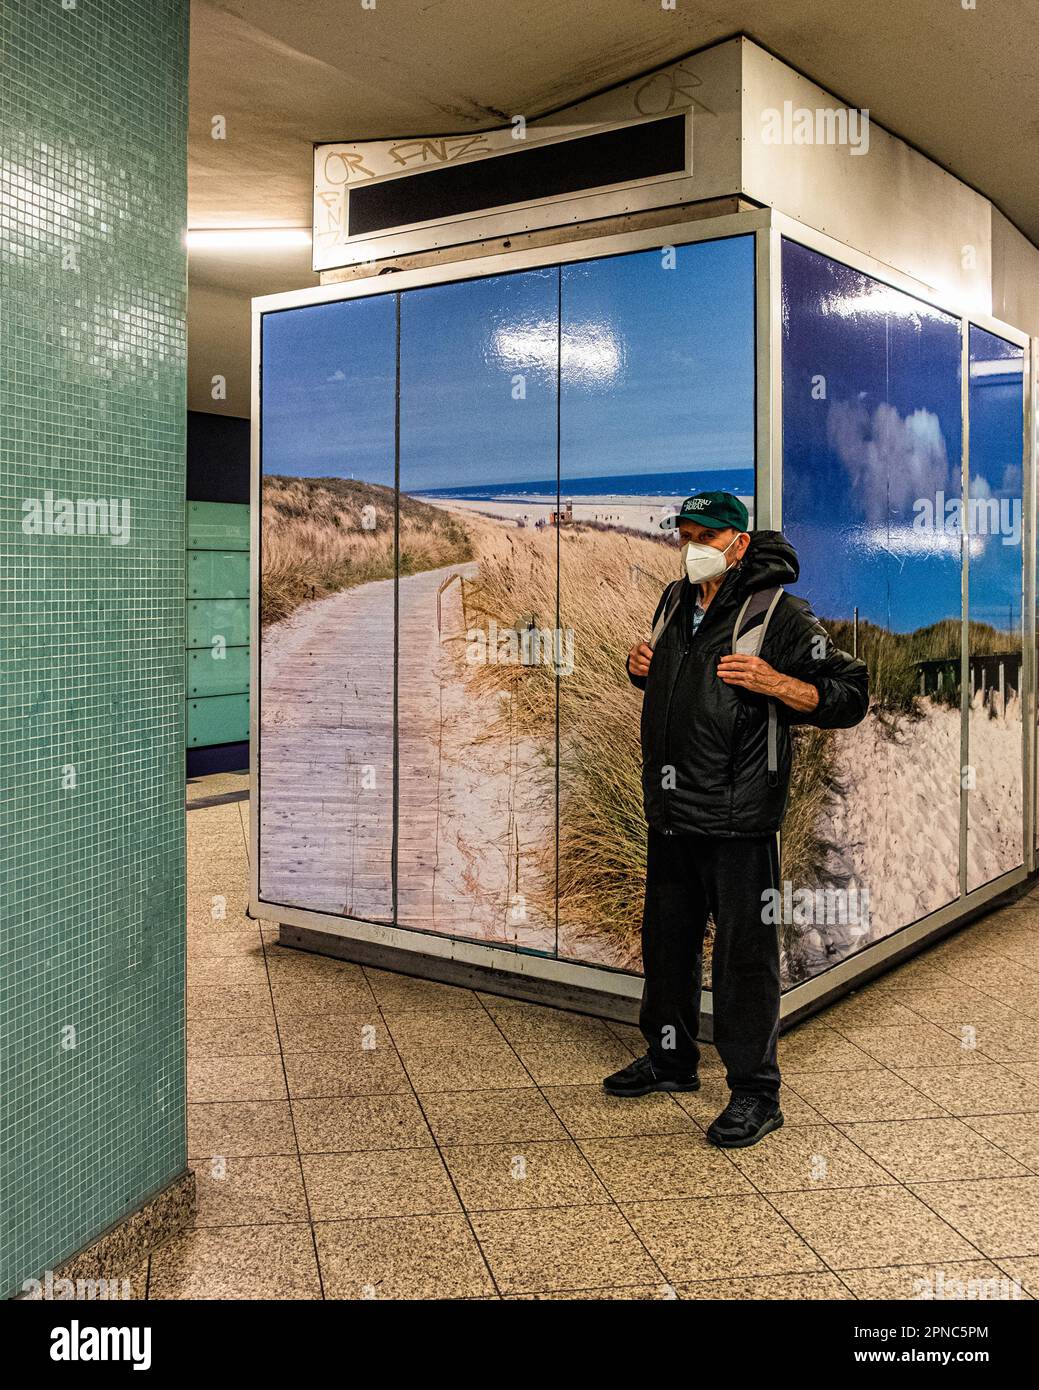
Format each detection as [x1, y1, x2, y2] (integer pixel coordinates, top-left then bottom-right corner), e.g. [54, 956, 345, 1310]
[260, 495, 1025, 986]
[807, 694, 1024, 975]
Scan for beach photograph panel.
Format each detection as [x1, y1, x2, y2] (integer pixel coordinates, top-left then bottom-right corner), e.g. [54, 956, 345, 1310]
[966, 324, 1026, 892]
[554, 235, 756, 970]
[255, 234, 762, 971]
[781, 238, 963, 986]
[256, 234, 1019, 989]
[258, 294, 399, 922]
[397, 268, 560, 949]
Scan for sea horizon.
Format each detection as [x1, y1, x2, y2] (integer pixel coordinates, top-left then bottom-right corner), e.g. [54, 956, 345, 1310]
[414, 468, 755, 503]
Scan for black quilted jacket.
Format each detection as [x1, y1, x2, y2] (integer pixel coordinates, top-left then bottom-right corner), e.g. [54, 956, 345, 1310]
[626, 530, 870, 837]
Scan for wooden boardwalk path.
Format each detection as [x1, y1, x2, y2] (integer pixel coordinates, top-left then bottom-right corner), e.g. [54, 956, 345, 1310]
[257, 559, 557, 949]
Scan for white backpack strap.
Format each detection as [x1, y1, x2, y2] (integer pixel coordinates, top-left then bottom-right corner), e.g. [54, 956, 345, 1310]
[733, 585, 784, 656]
[649, 579, 684, 650]
[733, 585, 785, 787]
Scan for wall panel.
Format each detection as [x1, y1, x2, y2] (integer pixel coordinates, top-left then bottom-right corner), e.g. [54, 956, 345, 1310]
[557, 235, 756, 970]
[966, 325, 1026, 891]
[397, 269, 559, 949]
[258, 295, 398, 921]
[781, 237, 963, 985]
[0, 0, 188, 1296]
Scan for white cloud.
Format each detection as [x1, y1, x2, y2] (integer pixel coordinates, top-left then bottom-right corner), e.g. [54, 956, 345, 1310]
[826, 399, 951, 524]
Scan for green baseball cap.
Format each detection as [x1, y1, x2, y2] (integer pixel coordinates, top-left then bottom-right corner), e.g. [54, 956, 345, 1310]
[659, 490, 749, 532]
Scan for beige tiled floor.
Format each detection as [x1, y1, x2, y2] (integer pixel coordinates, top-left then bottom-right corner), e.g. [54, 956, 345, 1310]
[149, 784, 1039, 1300]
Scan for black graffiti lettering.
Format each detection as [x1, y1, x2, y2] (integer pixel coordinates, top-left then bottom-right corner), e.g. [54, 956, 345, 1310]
[634, 64, 716, 118]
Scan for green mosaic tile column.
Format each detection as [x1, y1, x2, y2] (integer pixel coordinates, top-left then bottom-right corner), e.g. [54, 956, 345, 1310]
[0, 0, 189, 1295]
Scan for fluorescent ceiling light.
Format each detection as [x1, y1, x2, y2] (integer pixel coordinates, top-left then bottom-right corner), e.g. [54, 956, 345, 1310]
[186, 228, 312, 251]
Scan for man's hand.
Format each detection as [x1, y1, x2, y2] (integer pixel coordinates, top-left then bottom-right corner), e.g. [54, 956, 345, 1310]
[628, 642, 654, 678]
[717, 654, 820, 713]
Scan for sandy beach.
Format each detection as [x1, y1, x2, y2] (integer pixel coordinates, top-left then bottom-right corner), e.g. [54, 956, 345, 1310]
[415, 492, 755, 537]
[808, 693, 1024, 976]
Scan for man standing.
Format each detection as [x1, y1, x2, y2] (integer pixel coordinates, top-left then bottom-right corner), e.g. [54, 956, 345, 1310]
[605, 491, 869, 1148]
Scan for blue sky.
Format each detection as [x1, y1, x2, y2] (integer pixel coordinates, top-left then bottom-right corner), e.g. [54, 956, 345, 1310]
[262, 292, 398, 486]
[262, 236, 756, 491]
[261, 237, 1024, 641]
[782, 240, 1024, 637]
[968, 324, 1026, 638]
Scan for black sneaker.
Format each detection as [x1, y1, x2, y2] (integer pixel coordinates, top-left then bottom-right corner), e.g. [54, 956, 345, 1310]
[603, 1052, 700, 1097]
[706, 1093, 784, 1148]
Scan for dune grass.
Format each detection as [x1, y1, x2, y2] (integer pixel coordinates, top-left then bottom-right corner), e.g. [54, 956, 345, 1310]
[461, 522, 678, 956]
[463, 523, 1015, 965]
[462, 524, 895, 964]
[261, 475, 472, 627]
[778, 612, 1019, 976]
[777, 725, 852, 980]
[826, 615, 1019, 714]
[262, 486, 1013, 969]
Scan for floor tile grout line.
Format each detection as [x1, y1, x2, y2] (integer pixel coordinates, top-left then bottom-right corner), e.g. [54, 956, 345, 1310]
[828, 1123, 1023, 1273]
[951, 1115, 1039, 1178]
[181, 1083, 1039, 1284]
[526, 1071, 714, 1294]
[360, 972, 508, 1299]
[830, 1020, 1039, 1070]
[539, 1121, 681, 1291]
[821, 1253, 1033, 1274]
[924, 962, 1039, 999]
[932, 946, 1039, 987]
[186, 1063, 1039, 1141]
[780, 1053, 970, 1128]
[173, 831, 272, 1297]
[710, 1151, 986, 1300]
[186, 790, 250, 812]
[780, 1054, 1039, 1090]
[254, 886, 326, 1299]
[385, 985, 679, 1295]
[871, 961, 1039, 1011]
[664, 1092, 867, 1296]
[824, 1001, 1033, 1052]
[190, 1028, 1034, 1134]
[756, 1057, 1034, 1272]
[829, 1115, 1039, 1185]
[262, 967, 414, 1289]
[152, 1215, 1037, 1290]
[985, 1254, 1037, 1297]
[885, 969, 1039, 1042]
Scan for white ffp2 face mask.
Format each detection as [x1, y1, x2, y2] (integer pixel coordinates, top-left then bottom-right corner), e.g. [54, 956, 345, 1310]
[681, 534, 740, 585]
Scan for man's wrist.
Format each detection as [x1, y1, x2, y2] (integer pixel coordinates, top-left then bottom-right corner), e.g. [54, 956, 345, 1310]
[777, 673, 820, 712]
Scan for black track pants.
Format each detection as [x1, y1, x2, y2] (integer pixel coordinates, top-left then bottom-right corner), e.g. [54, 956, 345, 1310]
[638, 828, 782, 1102]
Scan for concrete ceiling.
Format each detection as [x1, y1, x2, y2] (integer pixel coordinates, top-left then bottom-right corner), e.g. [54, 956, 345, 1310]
[186, 0, 1039, 413]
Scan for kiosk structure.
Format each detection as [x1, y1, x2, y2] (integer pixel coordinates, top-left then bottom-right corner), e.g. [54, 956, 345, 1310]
[250, 37, 1037, 1027]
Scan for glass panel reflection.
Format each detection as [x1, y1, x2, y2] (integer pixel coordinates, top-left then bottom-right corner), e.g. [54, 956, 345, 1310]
[258, 296, 397, 921]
